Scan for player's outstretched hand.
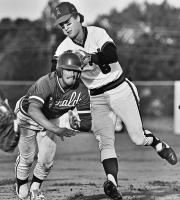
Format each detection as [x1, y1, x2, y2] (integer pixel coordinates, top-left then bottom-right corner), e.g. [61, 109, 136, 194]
[54, 127, 76, 141]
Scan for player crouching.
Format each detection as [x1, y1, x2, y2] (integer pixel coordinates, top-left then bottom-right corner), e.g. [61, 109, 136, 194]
[14, 51, 91, 200]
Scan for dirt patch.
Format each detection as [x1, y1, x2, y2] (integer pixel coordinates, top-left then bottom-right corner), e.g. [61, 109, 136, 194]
[0, 117, 179, 200]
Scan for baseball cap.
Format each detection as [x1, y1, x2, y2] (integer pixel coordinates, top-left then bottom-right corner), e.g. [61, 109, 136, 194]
[54, 2, 78, 25]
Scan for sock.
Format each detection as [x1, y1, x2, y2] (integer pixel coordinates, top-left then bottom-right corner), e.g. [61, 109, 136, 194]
[144, 130, 161, 149]
[16, 178, 28, 193]
[30, 175, 43, 190]
[151, 136, 161, 149]
[102, 158, 118, 185]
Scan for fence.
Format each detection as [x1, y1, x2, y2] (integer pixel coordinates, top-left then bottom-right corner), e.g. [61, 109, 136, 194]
[0, 80, 174, 116]
[0, 80, 179, 133]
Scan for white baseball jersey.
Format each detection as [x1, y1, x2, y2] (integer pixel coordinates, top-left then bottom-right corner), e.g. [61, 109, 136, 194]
[55, 26, 123, 89]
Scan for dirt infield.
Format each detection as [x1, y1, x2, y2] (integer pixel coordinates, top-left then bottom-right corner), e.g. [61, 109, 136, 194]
[0, 117, 180, 200]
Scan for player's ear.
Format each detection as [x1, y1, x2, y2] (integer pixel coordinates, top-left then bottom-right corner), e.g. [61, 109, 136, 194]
[76, 15, 80, 22]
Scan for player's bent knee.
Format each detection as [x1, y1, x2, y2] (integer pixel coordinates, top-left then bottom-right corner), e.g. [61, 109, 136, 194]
[134, 139, 145, 146]
[43, 161, 53, 170]
[130, 134, 145, 146]
[21, 156, 35, 167]
[127, 127, 146, 146]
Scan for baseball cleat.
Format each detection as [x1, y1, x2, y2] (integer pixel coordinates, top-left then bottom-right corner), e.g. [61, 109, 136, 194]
[15, 183, 29, 200]
[103, 180, 123, 200]
[30, 189, 45, 200]
[157, 142, 177, 165]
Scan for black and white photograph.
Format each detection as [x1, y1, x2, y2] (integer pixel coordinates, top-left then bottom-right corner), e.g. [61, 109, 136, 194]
[0, 0, 180, 199]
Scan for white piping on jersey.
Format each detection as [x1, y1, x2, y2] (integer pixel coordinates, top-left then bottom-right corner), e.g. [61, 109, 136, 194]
[29, 96, 44, 104]
[56, 76, 65, 93]
[77, 110, 91, 114]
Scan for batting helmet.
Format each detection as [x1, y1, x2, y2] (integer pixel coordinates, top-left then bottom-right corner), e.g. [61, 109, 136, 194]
[56, 51, 82, 77]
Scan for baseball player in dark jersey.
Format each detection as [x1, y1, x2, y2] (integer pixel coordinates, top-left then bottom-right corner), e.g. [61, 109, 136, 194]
[14, 51, 91, 200]
[53, 2, 177, 200]
[51, 55, 91, 132]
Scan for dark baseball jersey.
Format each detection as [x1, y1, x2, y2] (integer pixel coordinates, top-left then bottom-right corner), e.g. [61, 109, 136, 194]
[20, 72, 90, 120]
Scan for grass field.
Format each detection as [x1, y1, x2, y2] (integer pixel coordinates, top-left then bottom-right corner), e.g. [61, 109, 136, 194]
[0, 117, 180, 200]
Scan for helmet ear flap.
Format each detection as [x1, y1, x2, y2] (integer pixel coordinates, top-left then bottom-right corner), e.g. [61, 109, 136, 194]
[56, 66, 63, 78]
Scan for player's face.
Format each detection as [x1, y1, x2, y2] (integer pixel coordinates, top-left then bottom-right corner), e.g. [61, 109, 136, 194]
[61, 69, 79, 88]
[59, 16, 81, 39]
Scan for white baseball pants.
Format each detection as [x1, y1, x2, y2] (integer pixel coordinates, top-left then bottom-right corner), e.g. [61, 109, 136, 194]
[90, 79, 152, 162]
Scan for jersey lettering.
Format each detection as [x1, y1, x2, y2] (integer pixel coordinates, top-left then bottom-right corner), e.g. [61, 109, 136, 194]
[51, 92, 81, 108]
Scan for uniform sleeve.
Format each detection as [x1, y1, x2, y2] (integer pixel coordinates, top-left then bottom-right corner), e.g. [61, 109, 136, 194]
[78, 114, 92, 132]
[28, 76, 52, 105]
[54, 45, 63, 57]
[91, 27, 118, 65]
[76, 82, 92, 132]
[54, 39, 68, 57]
[94, 27, 114, 48]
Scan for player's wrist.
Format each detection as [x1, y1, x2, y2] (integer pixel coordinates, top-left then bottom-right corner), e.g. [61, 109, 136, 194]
[91, 52, 111, 74]
[91, 53, 99, 65]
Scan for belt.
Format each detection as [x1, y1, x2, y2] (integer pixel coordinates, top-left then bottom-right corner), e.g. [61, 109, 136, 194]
[90, 73, 125, 96]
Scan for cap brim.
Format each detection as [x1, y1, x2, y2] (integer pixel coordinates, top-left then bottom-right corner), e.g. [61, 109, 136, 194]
[55, 14, 72, 26]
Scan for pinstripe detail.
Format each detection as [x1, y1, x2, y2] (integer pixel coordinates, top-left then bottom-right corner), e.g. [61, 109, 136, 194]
[15, 154, 20, 179]
[18, 97, 29, 117]
[16, 97, 45, 131]
[125, 78, 146, 134]
[14, 108, 20, 115]
[125, 78, 139, 107]
[18, 119, 44, 131]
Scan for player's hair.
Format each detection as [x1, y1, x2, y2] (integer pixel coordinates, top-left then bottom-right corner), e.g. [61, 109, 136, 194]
[72, 13, 84, 23]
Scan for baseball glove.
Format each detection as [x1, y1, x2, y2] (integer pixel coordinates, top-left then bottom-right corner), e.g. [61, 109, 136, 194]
[73, 50, 92, 68]
[68, 110, 81, 130]
[0, 100, 20, 152]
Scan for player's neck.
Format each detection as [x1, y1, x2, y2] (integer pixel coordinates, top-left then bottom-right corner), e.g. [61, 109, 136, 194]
[73, 26, 84, 45]
[59, 78, 72, 93]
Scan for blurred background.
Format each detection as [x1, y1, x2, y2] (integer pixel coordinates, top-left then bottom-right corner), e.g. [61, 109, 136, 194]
[0, 0, 180, 119]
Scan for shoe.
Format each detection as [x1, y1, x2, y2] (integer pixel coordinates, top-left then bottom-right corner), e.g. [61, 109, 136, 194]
[103, 180, 123, 200]
[15, 183, 29, 200]
[157, 141, 177, 165]
[30, 190, 45, 200]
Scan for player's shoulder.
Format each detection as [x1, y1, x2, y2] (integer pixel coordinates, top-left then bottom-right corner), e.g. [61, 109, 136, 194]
[35, 72, 56, 87]
[55, 37, 74, 55]
[87, 26, 106, 34]
[36, 73, 49, 83]
[78, 80, 89, 94]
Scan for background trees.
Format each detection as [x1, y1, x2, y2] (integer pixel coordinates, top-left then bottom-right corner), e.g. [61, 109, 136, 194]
[0, 0, 180, 81]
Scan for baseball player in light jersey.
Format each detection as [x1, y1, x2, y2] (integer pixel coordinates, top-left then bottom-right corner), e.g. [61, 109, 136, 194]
[14, 51, 91, 200]
[53, 2, 177, 200]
